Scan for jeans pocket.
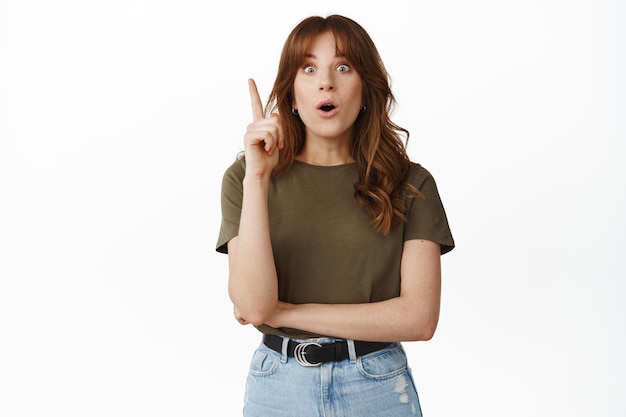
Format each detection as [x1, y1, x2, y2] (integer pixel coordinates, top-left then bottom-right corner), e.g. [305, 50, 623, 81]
[356, 344, 408, 380]
[248, 345, 280, 377]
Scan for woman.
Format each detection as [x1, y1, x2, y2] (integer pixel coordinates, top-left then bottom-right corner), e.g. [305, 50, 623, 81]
[216, 14, 454, 417]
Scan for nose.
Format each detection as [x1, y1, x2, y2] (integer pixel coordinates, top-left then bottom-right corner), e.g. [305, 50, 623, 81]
[318, 69, 335, 91]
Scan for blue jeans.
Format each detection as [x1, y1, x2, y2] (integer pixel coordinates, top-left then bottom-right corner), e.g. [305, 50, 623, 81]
[243, 337, 423, 417]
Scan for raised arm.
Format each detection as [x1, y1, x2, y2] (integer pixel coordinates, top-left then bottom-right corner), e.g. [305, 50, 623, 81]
[228, 79, 284, 326]
[264, 238, 442, 342]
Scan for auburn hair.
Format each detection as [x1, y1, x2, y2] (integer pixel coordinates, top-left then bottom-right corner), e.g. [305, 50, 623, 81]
[265, 15, 419, 234]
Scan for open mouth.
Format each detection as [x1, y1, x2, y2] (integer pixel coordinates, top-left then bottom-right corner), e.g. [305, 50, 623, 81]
[319, 104, 336, 112]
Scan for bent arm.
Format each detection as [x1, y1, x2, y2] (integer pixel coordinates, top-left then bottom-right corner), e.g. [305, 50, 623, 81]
[265, 239, 442, 342]
[228, 176, 278, 326]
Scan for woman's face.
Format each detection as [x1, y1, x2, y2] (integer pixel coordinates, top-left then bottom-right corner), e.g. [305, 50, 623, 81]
[292, 31, 363, 144]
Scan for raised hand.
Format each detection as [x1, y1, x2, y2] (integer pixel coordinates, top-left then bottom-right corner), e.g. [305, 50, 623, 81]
[243, 78, 284, 178]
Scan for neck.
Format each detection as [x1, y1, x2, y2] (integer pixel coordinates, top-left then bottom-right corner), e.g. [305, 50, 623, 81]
[296, 132, 354, 166]
[296, 144, 354, 166]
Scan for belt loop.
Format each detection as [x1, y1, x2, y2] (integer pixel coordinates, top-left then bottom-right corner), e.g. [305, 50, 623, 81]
[347, 339, 357, 363]
[280, 337, 290, 363]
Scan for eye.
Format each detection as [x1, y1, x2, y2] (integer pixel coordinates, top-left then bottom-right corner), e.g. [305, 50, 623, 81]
[337, 64, 350, 73]
[303, 65, 315, 74]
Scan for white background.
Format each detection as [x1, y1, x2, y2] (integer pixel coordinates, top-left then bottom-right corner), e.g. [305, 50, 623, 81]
[1, 1, 624, 416]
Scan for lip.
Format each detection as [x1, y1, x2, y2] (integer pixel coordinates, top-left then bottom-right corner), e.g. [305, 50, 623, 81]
[316, 99, 339, 118]
[316, 99, 338, 109]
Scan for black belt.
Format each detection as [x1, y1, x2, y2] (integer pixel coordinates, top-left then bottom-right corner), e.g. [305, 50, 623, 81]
[262, 334, 391, 367]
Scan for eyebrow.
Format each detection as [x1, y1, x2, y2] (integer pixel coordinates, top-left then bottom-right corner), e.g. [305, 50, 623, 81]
[303, 53, 348, 60]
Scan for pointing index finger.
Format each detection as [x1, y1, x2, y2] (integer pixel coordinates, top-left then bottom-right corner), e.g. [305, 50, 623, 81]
[248, 78, 265, 122]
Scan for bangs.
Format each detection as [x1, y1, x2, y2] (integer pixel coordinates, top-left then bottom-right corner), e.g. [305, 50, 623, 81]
[286, 16, 364, 70]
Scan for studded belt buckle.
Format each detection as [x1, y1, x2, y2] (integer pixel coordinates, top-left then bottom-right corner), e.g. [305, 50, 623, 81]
[294, 342, 322, 367]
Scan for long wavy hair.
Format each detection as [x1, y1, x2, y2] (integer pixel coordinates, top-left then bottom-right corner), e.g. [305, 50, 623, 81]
[265, 15, 419, 234]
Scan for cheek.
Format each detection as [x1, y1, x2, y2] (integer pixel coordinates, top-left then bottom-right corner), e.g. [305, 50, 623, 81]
[349, 79, 363, 103]
[292, 81, 306, 107]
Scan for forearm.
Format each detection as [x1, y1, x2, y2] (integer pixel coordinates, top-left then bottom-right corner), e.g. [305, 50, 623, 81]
[228, 176, 278, 325]
[266, 240, 442, 341]
[269, 296, 440, 342]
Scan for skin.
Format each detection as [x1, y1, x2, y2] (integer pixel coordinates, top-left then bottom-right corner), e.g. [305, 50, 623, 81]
[228, 32, 442, 342]
[292, 32, 363, 165]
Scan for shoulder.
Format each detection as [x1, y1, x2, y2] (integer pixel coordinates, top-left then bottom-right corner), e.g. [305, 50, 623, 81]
[222, 156, 246, 181]
[220, 156, 247, 197]
[224, 155, 246, 175]
[407, 161, 436, 189]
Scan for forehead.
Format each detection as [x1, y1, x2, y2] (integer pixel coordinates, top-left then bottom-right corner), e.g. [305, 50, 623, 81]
[304, 31, 347, 59]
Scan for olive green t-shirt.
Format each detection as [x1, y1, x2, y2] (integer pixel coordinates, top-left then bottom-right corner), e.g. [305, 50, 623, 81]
[216, 158, 454, 339]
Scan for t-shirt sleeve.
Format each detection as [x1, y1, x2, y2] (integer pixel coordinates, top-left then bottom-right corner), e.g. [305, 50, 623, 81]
[215, 158, 246, 254]
[403, 164, 455, 254]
